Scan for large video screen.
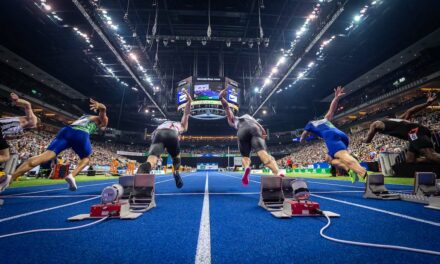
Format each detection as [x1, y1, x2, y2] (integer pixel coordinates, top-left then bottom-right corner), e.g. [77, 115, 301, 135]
[193, 77, 224, 100]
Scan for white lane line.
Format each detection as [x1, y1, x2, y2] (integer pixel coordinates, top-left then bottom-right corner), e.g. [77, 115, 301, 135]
[0, 195, 100, 198]
[156, 192, 259, 196]
[0, 174, 196, 223]
[311, 194, 440, 227]
[214, 172, 260, 184]
[0, 197, 99, 223]
[195, 172, 211, 264]
[303, 181, 365, 189]
[3, 182, 115, 197]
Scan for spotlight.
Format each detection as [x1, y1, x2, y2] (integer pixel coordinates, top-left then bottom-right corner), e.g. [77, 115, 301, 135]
[152, 109, 155, 113]
[308, 61, 315, 67]
[186, 39, 192, 47]
[248, 41, 254, 48]
[262, 110, 267, 115]
[297, 72, 305, 79]
[354, 15, 362, 22]
[277, 56, 286, 65]
[264, 78, 271, 85]
[254, 87, 259, 92]
[201, 38, 207, 46]
[129, 53, 137, 61]
[42, 3, 52, 11]
[145, 109, 149, 113]
[163, 39, 168, 47]
[271, 67, 278, 74]
[226, 40, 231, 48]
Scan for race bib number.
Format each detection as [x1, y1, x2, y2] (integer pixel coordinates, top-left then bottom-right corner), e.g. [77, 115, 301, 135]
[408, 128, 418, 141]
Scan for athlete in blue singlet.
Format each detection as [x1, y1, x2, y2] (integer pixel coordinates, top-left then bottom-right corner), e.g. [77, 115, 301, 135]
[1, 99, 108, 192]
[300, 86, 367, 183]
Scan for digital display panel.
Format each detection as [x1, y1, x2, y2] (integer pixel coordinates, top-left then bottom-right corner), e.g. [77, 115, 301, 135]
[193, 78, 224, 100]
[176, 77, 192, 105]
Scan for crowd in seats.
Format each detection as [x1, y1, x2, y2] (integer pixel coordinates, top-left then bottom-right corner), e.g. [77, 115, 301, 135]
[278, 110, 440, 168]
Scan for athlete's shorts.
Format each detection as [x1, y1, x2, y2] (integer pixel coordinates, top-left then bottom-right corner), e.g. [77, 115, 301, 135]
[0, 128, 9, 150]
[47, 126, 92, 159]
[237, 124, 267, 157]
[148, 129, 180, 158]
[324, 131, 349, 158]
[408, 127, 433, 154]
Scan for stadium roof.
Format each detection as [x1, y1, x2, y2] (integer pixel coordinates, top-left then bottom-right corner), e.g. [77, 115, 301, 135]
[0, 0, 439, 134]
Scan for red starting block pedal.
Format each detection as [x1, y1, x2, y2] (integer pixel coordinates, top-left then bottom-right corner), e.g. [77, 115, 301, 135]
[285, 200, 320, 216]
[270, 199, 340, 218]
[90, 203, 127, 218]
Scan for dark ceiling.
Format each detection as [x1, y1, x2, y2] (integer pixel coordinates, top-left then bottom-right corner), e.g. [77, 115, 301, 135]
[0, 0, 440, 135]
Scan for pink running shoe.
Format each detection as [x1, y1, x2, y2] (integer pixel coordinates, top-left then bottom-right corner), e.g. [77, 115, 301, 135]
[242, 167, 251, 186]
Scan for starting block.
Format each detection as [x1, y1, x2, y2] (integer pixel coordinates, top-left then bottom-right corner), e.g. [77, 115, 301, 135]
[364, 172, 440, 210]
[363, 174, 400, 200]
[259, 176, 339, 218]
[68, 174, 156, 221]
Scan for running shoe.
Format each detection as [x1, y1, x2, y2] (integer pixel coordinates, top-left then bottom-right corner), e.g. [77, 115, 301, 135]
[0, 174, 12, 193]
[348, 170, 359, 184]
[242, 167, 251, 186]
[65, 174, 78, 191]
[173, 170, 183, 189]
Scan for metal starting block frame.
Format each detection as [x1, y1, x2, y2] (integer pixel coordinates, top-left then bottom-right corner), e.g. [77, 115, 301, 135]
[259, 176, 340, 218]
[363, 173, 400, 200]
[364, 172, 440, 210]
[68, 174, 156, 221]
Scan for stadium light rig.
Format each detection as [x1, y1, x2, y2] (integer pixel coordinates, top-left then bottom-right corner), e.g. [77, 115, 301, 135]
[277, 0, 382, 95]
[256, 1, 324, 94]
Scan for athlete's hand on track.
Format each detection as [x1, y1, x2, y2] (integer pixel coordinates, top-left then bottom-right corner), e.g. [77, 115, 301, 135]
[334, 86, 345, 99]
[219, 88, 227, 99]
[426, 92, 437, 104]
[90, 98, 105, 112]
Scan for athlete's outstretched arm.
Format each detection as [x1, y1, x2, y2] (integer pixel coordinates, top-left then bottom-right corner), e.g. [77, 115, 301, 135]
[219, 88, 235, 127]
[181, 90, 192, 132]
[324, 86, 345, 121]
[10, 93, 38, 128]
[90, 98, 108, 128]
[398, 92, 437, 120]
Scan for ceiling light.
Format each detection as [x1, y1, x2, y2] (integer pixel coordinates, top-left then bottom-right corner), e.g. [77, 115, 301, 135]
[201, 38, 207, 46]
[129, 53, 137, 61]
[271, 67, 278, 74]
[262, 110, 267, 114]
[264, 78, 271, 85]
[354, 15, 362, 22]
[163, 39, 169, 47]
[42, 3, 52, 11]
[186, 39, 191, 47]
[145, 109, 149, 113]
[248, 41, 254, 48]
[226, 40, 231, 48]
[277, 56, 286, 65]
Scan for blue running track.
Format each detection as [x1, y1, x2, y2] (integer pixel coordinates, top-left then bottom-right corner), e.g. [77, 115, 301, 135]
[0, 172, 439, 263]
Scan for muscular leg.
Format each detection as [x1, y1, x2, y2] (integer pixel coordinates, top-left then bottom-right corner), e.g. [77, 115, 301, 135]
[420, 148, 440, 164]
[242, 156, 251, 169]
[406, 151, 416, 163]
[70, 157, 90, 177]
[334, 150, 367, 177]
[326, 154, 349, 171]
[12, 151, 56, 181]
[0, 148, 10, 163]
[257, 150, 279, 176]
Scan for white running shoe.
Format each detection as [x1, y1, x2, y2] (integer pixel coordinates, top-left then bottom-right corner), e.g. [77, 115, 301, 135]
[0, 174, 12, 193]
[65, 174, 77, 191]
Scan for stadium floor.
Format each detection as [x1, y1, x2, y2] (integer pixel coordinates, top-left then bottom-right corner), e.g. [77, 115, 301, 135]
[0, 171, 439, 263]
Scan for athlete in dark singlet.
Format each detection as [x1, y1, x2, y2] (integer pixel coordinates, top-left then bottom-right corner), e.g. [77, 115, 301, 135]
[301, 86, 367, 183]
[219, 88, 282, 186]
[0, 99, 108, 192]
[137, 90, 192, 189]
[0, 93, 38, 165]
[364, 92, 439, 164]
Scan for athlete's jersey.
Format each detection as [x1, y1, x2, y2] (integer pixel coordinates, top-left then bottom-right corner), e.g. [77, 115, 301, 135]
[233, 114, 261, 130]
[304, 118, 345, 139]
[381, 118, 430, 140]
[0, 117, 25, 139]
[156, 121, 184, 134]
[71, 115, 99, 134]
